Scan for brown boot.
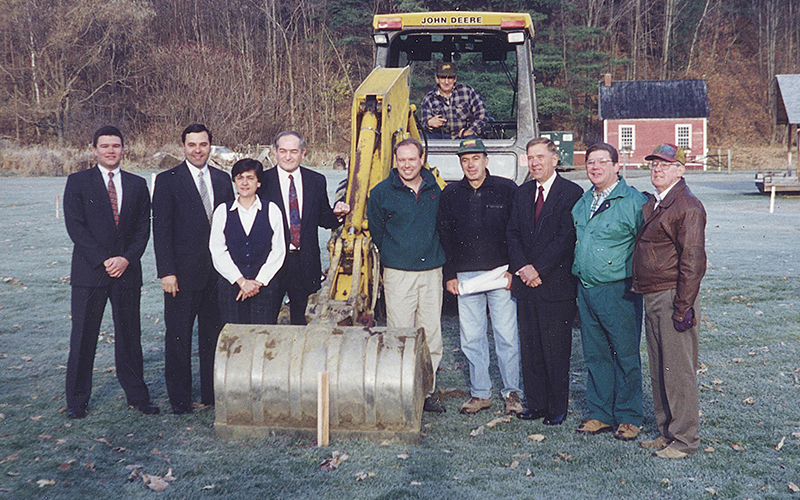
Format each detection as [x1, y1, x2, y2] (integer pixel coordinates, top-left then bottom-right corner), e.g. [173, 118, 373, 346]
[614, 423, 640, 441]
[459, 397, 491, 414]
[576, 418, 612, 435]
[654, 446, 688, 459]
[504, 392, 524, 415]
[639, 436, 671, 450]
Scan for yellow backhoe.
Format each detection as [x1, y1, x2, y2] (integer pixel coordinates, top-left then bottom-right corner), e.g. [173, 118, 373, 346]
[214, 11, 538, 442]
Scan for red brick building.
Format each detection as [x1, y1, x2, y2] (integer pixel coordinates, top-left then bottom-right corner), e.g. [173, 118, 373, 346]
[598, 77, 709, 168]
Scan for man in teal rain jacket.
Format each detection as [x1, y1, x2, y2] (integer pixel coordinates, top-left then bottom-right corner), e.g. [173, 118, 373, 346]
[571, 142, 648, 442]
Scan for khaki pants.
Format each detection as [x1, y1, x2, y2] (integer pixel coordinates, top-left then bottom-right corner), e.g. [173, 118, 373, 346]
[644, 289, 700, 454]
[383, 267, 443, 391]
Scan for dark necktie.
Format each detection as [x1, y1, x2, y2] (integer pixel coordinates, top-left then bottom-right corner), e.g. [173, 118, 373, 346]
[288, 174, 301, 248]
[535, 185, 544, 223]
[198, 170, 212, 225]
[108, 171, 119, 227]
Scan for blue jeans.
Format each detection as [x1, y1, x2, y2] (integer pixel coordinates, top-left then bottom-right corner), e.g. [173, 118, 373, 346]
[457, 271, 522, 399]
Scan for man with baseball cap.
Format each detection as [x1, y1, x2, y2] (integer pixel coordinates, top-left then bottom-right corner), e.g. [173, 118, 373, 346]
[420, 62, 488, 140]
[632, 143, 706, 459]
[438, 137, 523, 415]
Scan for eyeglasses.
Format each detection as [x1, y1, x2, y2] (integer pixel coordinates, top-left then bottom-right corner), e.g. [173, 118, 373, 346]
[648, 161, 679, 172]
[585, 159, 614, 166]
[437, 75, 456, 80]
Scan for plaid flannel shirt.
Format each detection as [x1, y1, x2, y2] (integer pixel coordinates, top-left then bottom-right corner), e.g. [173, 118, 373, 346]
[589, 180, 619, 217]
[420, 83, 488, 139]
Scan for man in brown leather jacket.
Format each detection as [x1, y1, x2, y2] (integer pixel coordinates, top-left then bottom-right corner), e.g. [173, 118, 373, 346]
[632, 143, 706, 459]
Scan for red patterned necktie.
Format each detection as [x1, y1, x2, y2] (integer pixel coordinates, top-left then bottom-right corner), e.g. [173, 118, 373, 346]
[108, 171, 119, 227]
[534, 185, 544, 223]
[288, 174, 301, 247]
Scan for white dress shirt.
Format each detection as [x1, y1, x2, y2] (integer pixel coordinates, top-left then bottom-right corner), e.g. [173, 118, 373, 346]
[186, 161, 215, 208]
[98, 165, 122, 210]
[535, 170, 557, 203]
[276, 167, 303, 250]
[209, 197, 286, 287]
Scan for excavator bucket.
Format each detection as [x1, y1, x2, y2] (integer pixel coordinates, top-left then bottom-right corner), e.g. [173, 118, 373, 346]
[214, 322, 433, 443]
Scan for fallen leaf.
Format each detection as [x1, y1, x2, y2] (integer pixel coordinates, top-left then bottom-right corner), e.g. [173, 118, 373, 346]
[742, 397, 755, 404]
[789, 482, 800, 493]
[513, 453, 531, 459]
[410, 481, 422, 486]
[712, 378, 723, 385]
[661, 478, 670, 485]
[732, 358, 744, 363]
[94, 437, 112, 446]
[30, 415, 43, 421]
[469, 425, 485, 437]
[528, 434, 546, 442]
[748, 351, 757, 356]
[355, 472, 368, 481]
[6, 471, 20, 476]
[37, 434, 51, 440]
[485, 415, 512, 428]
[320, 451, 349, 471]
[525, 468, 533, 477]
[509, 460, 519, 469]
[705, 487, 717, 495]
[54, 438, 67, 446]
[37, 479, 55, 488]
[731, 443, 746, 451]
[397, 453, 409, 460]
[792, 432, 800, 439]
[775, 437, 786, 451]
[142, 473, 169, 492]
[150, 448, 160, 454]
[555, 451, 573, 462]
[0, 452, 19, 464]
[164, 468, 176, 481]
[113, 446, 128, 453]
[85, 462, 96, 471]
[704, 446, 715, 453]
[22, 356, 32, 362]
[201, 484, 216, 491]
[697, 364, 708, 375]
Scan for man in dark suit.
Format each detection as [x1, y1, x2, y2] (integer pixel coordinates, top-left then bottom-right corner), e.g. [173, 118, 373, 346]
[507, 137, 583, 425]
[257, 131, 349, 325]
[152, 124, 234, 414]
[63, 125, 159, 419]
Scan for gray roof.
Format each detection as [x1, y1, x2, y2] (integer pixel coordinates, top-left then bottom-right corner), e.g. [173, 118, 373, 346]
[598, 79, 709, 120]
[775, 75, 800, 124]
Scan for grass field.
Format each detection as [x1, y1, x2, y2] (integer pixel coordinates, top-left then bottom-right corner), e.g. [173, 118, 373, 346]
[0, 170, 798, 499]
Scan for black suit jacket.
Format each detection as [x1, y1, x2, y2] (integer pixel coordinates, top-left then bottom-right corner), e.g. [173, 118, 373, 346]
[506, 174, 583, 301]
[257, 166, 341, 293]
[152, 162, 234, 291]
[63, 166, 150, 288]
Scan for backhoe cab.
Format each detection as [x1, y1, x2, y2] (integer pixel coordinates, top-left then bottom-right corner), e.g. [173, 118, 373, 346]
[373, 12, 538, 183]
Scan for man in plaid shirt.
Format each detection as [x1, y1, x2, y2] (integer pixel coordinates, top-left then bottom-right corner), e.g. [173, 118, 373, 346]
[420, 62, 488, 139]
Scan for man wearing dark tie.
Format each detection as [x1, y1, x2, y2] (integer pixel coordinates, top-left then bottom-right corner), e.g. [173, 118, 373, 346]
[507, 137, 583, 425]
[257, 131, 350, 325]
[63, 126, 159, 419]
[152, 124, 234, 414]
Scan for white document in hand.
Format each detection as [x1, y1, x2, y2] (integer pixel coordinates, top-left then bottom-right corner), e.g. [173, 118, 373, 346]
[457, 265, 510, 295]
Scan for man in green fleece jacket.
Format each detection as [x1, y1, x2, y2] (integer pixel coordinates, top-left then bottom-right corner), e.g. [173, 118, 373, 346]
[571, 142, 648, 442]
[367, 137, 447, 413]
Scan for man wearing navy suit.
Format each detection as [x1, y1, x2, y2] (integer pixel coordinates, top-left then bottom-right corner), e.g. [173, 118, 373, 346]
[507, 137, 583, 425]
[63, 126, 159, 419]
[152, 124, 234, 414]
[257, 131, 350, 325]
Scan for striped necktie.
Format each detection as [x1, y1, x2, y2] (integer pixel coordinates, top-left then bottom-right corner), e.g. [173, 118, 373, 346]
[107, 171, 119, 227]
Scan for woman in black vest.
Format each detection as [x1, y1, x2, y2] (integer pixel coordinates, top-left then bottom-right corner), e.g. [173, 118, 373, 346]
[209, 159, 285, 324]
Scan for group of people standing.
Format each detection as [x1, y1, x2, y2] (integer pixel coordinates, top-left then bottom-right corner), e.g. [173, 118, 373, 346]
[367, 135, 706, 459]
[64, 125, 348, 418]
[63, 122, 705, 460]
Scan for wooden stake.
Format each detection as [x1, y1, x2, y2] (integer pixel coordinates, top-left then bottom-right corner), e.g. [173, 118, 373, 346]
[317, 371, 329, 447]
[55, 195, 59, 219]
[769, 186, 776, 214]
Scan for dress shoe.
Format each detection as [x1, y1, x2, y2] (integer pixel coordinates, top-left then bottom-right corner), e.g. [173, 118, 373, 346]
[134, 402, 160, 415]
[576, 418, 612, 434]
[614, 423, 640, 441]
[172, 404, 193, 415]
[67, 407, 87, 419]
[423, 396, 446, 413]
[504, 392, 524, 415]
[543, 412, 567, 426]
[460, 397, 491, 414]
[516, 409, 546, 421]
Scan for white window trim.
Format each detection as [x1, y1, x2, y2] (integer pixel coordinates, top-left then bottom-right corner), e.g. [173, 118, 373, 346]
[675, 123, 692, 151]
[618, 124, 635, 152]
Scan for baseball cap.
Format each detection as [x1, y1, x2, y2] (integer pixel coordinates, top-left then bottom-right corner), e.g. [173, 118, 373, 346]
[645, 143, 686, 165]
[457, 137, 487, 155]
[437, 62, 457, 77]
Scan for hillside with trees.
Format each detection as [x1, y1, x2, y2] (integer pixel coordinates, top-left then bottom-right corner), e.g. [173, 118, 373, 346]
[0, 0, 797, 152]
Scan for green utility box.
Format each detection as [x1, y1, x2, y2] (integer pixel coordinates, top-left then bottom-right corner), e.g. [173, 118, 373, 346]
[540, 131, 574, 169]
